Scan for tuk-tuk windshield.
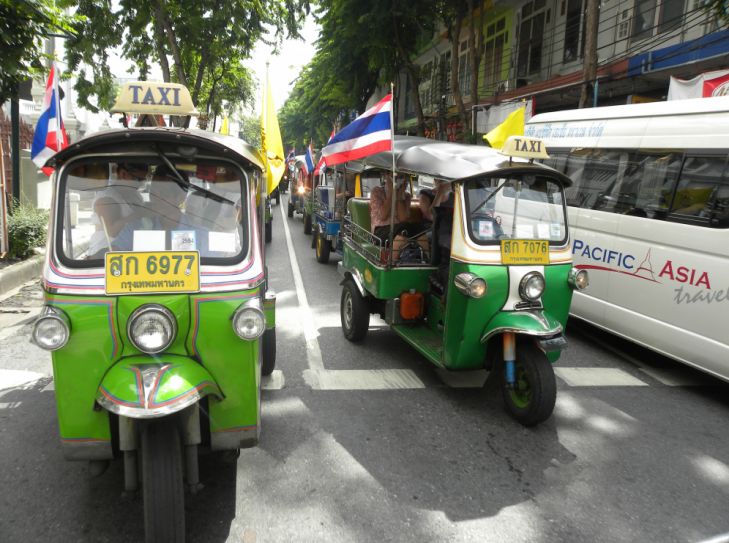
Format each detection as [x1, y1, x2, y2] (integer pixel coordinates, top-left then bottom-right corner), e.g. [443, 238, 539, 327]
[464, 174, 567, 245]
[57, 158, 248, 266]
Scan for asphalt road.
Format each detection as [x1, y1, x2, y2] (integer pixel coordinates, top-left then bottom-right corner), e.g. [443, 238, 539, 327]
[1, 192, 728, 543]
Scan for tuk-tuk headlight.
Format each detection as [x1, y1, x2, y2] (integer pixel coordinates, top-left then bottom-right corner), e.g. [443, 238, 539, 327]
[232, 300, 265, 340]
[32, 306, 70, 351]
[519, 272, 545, 301]
[454, 273, 487, 298]
[568, 267, 590, 290]
[297, 185, 305, 195]
[128, 305, 176, 354]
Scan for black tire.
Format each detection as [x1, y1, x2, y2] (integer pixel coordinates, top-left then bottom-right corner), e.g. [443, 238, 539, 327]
[142, 420, 185, 543]
[502, 342, 557, 427]
[274, 192, 280, 206]
[287, 202, 294, 218]
[340, 280, 370, 342]
[265, 220, 272, 244]
[303, 212, 312, 234]
[262, 328, 276, 376]
[316, 230, 331, 263]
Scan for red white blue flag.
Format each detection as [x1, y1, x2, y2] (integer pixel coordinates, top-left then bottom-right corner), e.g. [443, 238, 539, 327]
[31, 63, 68, 176]
[303, 141, 315, 174]
[321, 94, 392, 167]
[314, 129, 336, 175]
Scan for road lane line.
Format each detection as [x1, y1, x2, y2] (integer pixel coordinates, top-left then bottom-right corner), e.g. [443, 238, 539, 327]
[279, 197, 325, 373]
[316, 369, 425, 390]
[554, 367, 649, 387]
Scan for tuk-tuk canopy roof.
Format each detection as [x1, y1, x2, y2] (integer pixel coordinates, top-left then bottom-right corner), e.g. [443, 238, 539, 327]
[48, 127, 264, 171]
[354, 136, 571, 186]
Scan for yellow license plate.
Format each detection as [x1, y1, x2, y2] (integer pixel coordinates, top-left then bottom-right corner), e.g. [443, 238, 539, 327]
[501, 240, 550, 265]
[105, 251, 200, 295]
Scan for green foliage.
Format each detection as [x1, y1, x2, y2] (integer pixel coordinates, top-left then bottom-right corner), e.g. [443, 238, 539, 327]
[0, 0, 78, 104]
[64, 0, 311, 115]
[237, 112, 262, 149]
[7, 200, 49, 260]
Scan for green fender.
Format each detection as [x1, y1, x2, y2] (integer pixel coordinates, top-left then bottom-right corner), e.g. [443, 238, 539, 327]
[96, 355, 222, 419]
[481, 311, 563, 344]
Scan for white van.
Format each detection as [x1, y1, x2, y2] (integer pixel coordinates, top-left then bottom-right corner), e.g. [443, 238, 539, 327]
[526, 96, 729, 382]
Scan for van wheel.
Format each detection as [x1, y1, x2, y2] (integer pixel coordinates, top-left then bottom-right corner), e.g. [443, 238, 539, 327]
[303, 212, 312, 234]
[287, 202, 294, 218]
[316, 231, 330, 263]
[502, 342, 557, 427]
[340, 280, 369, 342]
[142, 420, 185, 543]
[262, 328, 276, 376]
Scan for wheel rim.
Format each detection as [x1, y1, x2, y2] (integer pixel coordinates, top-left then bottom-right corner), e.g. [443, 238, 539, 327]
[508, 364, 532, 408]
[343, 291, 353, 330]
[317, 235, 322, 254]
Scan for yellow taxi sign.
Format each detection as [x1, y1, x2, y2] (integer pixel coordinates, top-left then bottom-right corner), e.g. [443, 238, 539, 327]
[499, 136, 550, 160]
[111, 81, 199, 116]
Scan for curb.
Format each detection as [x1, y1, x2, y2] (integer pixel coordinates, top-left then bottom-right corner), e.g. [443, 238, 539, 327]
[0, 254, 44, 297]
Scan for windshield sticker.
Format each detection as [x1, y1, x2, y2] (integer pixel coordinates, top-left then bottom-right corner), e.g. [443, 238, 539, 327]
[550, 223, 562, 238]
[536, 224, 550, 239]
[208, 231, 236, 253]
[516, 224, 534, 238]
[133, 230, 165, 251]
[171, 230, 197, 251]
[478, 220, 494, 238]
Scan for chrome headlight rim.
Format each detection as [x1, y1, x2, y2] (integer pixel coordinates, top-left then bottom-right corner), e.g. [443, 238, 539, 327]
[519, 271, 545, 301]
[32, 306, 71, 351]
[454, 272, 488, 299]
[232, 299, 266, 340]
[568, 267, 590, 290]
[127, 304, 177, 355]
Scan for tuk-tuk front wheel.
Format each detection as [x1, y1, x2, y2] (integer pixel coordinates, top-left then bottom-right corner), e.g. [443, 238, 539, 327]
[287, 202, 294, 217]
[316, 231, 331, 263]
[265, 220, 272, 244]
[142, 420, 185, 543]
[341, 280, 369, 342]
[262, 328, 276, 376]
[502, 342, 557, 427]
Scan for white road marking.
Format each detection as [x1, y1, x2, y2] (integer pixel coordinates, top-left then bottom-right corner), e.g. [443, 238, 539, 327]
[554, 367, 649, 387]
[0, 369, 45, 390]
[279, 198, 325, 373]
[312, 369, 425, 390]
[262, 370, 285, 390]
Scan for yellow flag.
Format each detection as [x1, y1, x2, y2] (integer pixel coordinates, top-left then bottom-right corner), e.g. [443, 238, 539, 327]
[220, 116, 229, 135]
[260, 81, 285, 195]
[484, 107, 525, 150]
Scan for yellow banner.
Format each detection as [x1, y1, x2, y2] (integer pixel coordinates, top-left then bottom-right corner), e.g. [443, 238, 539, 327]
[260, 80, 285, 195]
[105, 251, 200, 295]
[484, 107, 525, 150]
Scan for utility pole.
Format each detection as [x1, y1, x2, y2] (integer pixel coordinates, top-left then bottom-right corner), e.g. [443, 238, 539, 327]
[579, 0, 599, 108]
[11, 91, 20, 203]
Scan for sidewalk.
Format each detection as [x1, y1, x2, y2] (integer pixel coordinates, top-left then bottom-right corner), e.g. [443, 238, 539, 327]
[0, 253, 44, 298]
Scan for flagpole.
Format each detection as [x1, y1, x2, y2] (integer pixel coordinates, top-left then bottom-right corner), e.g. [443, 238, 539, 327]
[260, 62, 268, 291]
[387, 82, 396, 268]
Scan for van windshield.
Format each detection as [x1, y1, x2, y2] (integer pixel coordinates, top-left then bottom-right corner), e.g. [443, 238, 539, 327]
[57, 158, 248, 266]
[464, 174, 567, 245]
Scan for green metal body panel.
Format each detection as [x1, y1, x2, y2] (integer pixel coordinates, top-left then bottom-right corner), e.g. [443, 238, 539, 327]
[97, 355, 221, 413]
[342, 244, 435, 299]
[46, 287, 263, 449]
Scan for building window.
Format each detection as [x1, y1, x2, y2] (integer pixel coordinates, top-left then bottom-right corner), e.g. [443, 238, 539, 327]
[458, 38, 472, 96]
[483, 17, 508, 93]
[563, 0, 583, 62]
[658, 0, 684, 33]
[517, 0, 547, 78]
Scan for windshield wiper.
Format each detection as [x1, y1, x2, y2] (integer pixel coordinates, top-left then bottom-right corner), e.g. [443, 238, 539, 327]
[155, 145, 234, 205]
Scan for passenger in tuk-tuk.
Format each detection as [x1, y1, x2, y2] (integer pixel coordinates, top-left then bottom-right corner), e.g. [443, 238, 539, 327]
[370, 173, 429, 240]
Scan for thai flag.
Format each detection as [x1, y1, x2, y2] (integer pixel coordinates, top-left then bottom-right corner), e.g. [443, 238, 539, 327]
[303, 142, 315, 174]
[31, 63, 69, 176]
[321, 94, 392, 167]
[314, 129, 335, 175]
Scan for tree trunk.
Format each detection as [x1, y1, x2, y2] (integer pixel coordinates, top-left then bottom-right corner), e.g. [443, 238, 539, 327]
[469, 0, 485, 138]
[579, 0, 599, 108]
[152, 17, 171, 82]
[448, 15, 469, 139]
[405, 63, 426, 136]
[154, 0, 187, 87]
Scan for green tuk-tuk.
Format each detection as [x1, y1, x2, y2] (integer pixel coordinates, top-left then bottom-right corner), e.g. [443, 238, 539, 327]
[31, 82, 276, 541]
[339, 136, 588, 426]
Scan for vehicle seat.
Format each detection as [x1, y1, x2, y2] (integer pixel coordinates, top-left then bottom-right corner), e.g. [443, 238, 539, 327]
[347, 197, 381, 261]
[316, 186, 335, 215]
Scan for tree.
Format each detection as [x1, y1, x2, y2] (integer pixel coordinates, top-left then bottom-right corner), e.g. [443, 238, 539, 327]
[0, 0, 77, 105]
[64, 0, 310, 114]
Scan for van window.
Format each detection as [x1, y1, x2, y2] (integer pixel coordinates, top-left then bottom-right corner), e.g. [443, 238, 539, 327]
[668, 155, 729, 226]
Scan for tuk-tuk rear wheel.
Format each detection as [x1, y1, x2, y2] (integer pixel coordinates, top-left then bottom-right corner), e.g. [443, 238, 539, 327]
[142, 420, 185, 543]
[262, 328, 276, 376]
[265, 220, 272, 244]
[303, 212, 312, 234]
[341, 280, 369, 342]
[502, 342, 557, 427]
[316, 231, 331, 263]
[288, 202, 294, 217]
